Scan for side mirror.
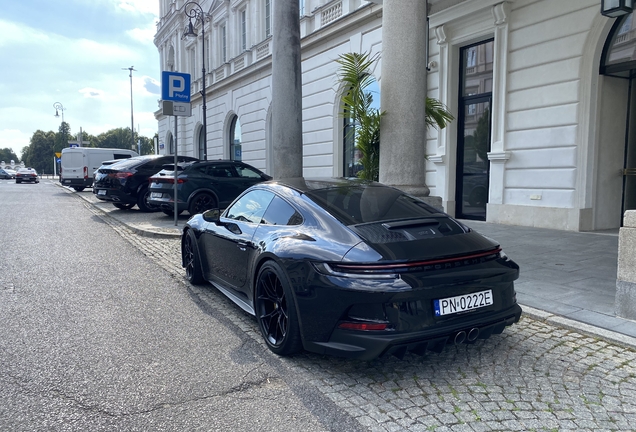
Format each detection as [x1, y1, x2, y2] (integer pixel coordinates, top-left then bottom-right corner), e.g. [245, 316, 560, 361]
[202, 208, 221, 223]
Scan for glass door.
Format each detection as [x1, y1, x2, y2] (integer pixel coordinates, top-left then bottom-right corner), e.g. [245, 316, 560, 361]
[456, 98, 491, 220]
[622, 74, 636, 217]
[456, 40, 494, 220]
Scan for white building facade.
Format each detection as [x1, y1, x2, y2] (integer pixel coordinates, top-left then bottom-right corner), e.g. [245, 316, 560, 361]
[154, 0, 636, 231]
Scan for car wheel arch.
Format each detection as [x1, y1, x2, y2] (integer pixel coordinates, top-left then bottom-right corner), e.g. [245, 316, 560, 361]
[188, 188, 219, 206]
[250, 255, 307, 338]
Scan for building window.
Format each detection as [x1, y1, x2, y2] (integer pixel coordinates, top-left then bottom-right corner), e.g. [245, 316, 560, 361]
[230, 115, 242, 161]
[265, 0, 271, 38]
[221, 25, 227, 63]
[169, 135, 174, 155]
[241, 9, 247, 51]
[299, 0, 305, 16]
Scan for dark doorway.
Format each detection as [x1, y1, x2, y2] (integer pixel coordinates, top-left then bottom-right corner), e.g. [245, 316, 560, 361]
[456, 40, 494, 220]
[601, 12, 636, 223]
[623, 75, 636, 215]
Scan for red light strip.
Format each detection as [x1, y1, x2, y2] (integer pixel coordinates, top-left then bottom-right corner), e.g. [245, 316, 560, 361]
[334, 248, 502, 271]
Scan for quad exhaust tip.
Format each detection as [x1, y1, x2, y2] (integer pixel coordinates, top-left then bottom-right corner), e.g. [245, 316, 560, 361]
[454, 331, 466, 345]
[454, 328, 480, 345]
[467, 327, 480, 341]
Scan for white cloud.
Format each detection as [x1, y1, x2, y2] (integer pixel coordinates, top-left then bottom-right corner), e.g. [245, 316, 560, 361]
[1, 1, 161, 160]
[115, 0, 159, 16]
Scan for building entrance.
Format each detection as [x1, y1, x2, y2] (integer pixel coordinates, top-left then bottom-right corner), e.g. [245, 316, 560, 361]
[601, 12, 636, 225]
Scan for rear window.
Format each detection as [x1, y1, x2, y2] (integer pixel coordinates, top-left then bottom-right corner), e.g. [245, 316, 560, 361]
[306, 185, 440, 225]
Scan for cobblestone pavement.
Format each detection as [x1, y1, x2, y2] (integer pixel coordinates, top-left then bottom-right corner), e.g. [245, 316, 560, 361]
[83, 200, 636, 431]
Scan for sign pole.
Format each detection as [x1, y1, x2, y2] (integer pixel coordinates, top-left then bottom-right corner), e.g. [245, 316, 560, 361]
[160, 70, 192, 227]
[174, 117, 178, 226]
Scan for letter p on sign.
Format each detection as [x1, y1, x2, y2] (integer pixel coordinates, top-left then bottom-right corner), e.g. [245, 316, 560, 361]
[169, 76, 185, 97]
[161, 71, 191, 103]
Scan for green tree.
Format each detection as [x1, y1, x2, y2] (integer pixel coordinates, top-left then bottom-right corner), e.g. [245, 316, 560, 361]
[53, 122, 72, 154]
[0, 148, 20, 164]
[336, 52, 454, 181]
[24, 130, 56, 174]
[96, 127, 138, 150]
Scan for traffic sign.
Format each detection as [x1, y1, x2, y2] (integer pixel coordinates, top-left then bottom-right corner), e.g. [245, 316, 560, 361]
[161, 71, 191, 103]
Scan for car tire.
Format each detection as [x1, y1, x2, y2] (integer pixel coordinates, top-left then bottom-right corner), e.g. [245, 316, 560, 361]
[16, 180, 21, 184]
[188, 192, 217, 216]
[183, 230, 204, 285]
[137, 186, 160, 212]
[113, 203, 135, 210]
[73, 187, 85, 192]
[255, 261, 303, 356]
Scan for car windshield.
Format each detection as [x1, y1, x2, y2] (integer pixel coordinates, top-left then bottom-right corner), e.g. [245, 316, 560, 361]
[306, 184, 442, 225]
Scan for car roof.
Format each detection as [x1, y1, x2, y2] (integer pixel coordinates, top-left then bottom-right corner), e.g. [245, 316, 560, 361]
[264, 177, 376, 193]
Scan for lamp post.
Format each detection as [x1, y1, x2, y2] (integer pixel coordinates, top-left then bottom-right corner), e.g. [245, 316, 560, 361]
[183, 1, 208, 161]
[122, 66, 136, 150]
[54, 102, 66, 178]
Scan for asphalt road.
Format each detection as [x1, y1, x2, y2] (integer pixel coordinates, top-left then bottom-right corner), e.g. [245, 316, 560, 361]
[3, 179, 636, 431]
[0, 180, 363, 431]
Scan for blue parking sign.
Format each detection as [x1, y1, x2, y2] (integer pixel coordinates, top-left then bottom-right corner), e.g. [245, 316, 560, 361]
[161, 71, 191, 103]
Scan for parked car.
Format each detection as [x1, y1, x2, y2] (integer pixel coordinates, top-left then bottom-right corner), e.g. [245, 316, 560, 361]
[148, 160, 272, 216]
[15, 168, 39, 184]
[181, 178, 522, 360]
[0, 168, 15, 179]
[93, 155, 198, 211]
[60, 147, 138, 191]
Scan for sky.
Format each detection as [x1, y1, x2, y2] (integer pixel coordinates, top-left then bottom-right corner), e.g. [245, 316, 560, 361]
[0, 0, 161, 161]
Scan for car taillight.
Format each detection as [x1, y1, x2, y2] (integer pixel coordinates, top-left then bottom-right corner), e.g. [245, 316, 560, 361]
[338, 322, 389, 331]
[83, 166, 88, 179]
[151, 177, 186, 184]
[109, 172, 134, 179]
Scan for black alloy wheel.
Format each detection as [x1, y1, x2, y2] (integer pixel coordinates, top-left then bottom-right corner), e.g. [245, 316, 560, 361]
[188, 192, 217, 216]
[113, 203, 135, 210]
[137, 186, 160, 212]
[255, 261, 302, 356]
[183, 230, 204, 284]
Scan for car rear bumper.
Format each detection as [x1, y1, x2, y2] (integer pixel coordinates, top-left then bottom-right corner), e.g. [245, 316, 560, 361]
[93, 188, 136, 204]
[61, 178, 92, 188]
[304, 304, 522, 360]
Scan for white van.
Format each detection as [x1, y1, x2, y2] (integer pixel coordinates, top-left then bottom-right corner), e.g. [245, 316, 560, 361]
[60, 147, 139, 191]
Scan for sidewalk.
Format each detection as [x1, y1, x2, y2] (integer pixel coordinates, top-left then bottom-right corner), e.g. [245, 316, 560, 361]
[62, 183, 636, 347]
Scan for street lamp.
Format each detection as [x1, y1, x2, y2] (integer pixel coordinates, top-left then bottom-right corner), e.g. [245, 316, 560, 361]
[601, 0, 634, 17]
[122, 66, 136, 150]
[54, 102, 66, 177]
[183, 1, 208, 161]
[53, 102, 65, 123]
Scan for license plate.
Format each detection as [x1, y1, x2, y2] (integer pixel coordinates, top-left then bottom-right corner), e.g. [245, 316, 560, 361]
[97, 189, 107, 195]
[434, 289, 493, 316]
[63, 180, 70, 183]
[150, 192, 163, 199]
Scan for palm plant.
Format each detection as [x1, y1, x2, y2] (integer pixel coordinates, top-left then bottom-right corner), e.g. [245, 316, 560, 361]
[336, 52, 454, 181]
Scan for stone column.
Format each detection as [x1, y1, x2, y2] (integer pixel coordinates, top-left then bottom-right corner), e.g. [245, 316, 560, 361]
[271, 0, 303, 178]
[379, 0, 433, 201]
[616, 211, 636, 319]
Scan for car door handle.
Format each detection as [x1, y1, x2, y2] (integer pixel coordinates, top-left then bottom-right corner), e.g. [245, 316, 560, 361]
[237, 241, 248, 251]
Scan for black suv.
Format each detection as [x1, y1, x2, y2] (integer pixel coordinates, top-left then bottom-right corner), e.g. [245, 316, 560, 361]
[148, 160, 271, 216]
[93, 155, 199, 212]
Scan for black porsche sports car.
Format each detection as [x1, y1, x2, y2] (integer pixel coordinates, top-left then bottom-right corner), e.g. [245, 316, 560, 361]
[181, 178, 522, 360]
